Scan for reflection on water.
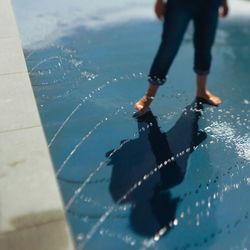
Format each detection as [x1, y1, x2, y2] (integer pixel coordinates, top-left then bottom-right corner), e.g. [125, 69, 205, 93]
[109, 101, 206, 239]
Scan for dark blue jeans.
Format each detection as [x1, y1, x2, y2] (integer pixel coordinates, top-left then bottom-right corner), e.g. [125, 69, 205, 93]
[148, 0, 221, 85]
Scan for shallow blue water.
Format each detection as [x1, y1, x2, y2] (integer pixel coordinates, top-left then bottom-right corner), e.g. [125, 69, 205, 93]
[13, 2, 250, 249]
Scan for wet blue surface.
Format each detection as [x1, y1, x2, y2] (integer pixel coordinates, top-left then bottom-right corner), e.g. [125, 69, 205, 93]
[13, 2, 250, 249]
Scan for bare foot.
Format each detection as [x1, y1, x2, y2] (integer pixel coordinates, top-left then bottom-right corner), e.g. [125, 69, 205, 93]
[197, 91, 221, 106]
[134, 95, 154, 113]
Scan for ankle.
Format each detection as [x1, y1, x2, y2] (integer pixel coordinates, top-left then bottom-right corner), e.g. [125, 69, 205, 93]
[196, 89, 208, 97]
[143, 95, 155, 101]
[146, 84, 159, 97]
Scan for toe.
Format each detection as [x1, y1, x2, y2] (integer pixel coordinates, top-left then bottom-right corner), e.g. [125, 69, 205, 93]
[210, 96, 221, 106]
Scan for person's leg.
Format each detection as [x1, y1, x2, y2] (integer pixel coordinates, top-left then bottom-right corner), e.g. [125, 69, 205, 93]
[193, 1, 221, 106]
[196, 75, 221, 106]
[135, 0, 192, 112]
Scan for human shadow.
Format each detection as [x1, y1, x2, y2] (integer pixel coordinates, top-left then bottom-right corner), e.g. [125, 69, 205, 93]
[106, 101, 207, 237]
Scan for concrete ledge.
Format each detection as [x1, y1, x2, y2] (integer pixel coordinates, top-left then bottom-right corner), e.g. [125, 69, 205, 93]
[0, 73, 40, 132]
[0, 220, 74, 250]
[0, 0, 75, 249]
[0, 37, 27, 75]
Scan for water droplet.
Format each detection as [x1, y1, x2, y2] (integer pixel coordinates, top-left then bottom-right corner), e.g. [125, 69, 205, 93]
[131, 241, 136, 246]
[154, 235, 160, 241]
[77, 233, 84, 241]
[173, 219, 178, 226]
[75, 188, 81, 194]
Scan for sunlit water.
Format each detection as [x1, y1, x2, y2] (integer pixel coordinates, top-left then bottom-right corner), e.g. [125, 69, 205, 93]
[12, 0, 250, 249]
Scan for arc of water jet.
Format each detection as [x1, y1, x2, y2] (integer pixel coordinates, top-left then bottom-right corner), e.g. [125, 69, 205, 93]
[65, 139, 130, 210]
[48, 103, 82, 147]
[26, 43, 77, 61]
[48, 87, 110, 148]
[47, 72, 147, 147]
[56, 119, 106, 176]
[29, 56, 62, 73]
[56, 104, 129, 176]
[64, 111, 155, 210]
[25, 50, 36, 60]
[48, 82, 120, 148]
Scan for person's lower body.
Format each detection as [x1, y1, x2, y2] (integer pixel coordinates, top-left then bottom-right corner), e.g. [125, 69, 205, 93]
[134, 0, 222, 114]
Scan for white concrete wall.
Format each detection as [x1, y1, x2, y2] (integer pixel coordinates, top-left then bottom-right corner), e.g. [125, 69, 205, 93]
[0, 0, 75, 249]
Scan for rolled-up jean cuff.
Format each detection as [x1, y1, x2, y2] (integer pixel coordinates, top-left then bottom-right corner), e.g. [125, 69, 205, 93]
[194, 69, 210, 76]
[148, 75, 167, 86]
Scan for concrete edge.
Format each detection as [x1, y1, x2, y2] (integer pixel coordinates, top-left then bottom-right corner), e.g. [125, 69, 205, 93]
[0, 0, 76, 249]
